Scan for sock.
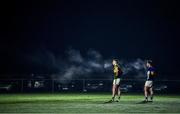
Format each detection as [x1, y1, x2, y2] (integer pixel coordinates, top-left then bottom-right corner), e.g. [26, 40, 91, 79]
[145, 97, 148, 101]
[150, 96, 153, 101]
[112, 97, 115, 101]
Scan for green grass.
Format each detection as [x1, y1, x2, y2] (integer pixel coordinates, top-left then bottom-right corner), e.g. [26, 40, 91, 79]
[0, 93, 179, 113]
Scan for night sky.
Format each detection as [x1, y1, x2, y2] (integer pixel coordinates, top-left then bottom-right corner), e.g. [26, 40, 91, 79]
[0, 0, 179, 79]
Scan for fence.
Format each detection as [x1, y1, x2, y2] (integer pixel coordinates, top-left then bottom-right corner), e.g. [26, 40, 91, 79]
[0, 79, 180, 94]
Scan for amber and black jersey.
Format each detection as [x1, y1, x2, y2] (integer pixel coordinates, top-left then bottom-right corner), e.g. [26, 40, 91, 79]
[113, 65, 123, 79]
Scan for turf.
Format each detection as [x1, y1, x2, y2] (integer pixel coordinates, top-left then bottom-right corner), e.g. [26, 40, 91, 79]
[0, 93, 179, 113]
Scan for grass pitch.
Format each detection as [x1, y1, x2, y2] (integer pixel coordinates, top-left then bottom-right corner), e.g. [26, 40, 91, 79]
[0, 93, 179, 113]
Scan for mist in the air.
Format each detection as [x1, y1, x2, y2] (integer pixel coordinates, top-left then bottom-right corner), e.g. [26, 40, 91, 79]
[26, 48, 147, 83]
[50, 48, 147, 83]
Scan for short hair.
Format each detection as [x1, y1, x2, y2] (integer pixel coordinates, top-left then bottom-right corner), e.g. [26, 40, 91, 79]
[113, 58, 119, 62]
[147, 60, 153, 66]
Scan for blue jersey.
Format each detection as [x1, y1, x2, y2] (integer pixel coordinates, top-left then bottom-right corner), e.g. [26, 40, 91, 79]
[147, 67, 156, 81]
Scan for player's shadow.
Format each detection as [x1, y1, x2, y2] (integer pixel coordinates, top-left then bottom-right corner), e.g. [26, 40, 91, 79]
[136, 101, 153, 104]
[102, 100, 153, 104]
[103, 100, 119, 104]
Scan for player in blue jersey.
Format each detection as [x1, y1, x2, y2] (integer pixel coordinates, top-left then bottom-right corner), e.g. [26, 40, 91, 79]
[144, 60, 156, 102]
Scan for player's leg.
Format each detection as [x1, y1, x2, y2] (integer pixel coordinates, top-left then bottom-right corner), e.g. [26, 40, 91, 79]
[144, 86, 148, 101]
[144, 83, 148, 101]
[112, 80, 116, 101]
[149, 87, 153, 101]
[117, 84, 121, 101]
[116, 78, 121, 101]
[112, 85, 118, 101]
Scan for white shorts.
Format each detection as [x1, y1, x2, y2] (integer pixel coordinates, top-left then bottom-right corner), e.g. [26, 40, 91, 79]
[145, 81, 153, 88]
[113, 78, 121, 85]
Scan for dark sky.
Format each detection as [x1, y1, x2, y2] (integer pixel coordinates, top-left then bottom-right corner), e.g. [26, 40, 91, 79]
[0, 0, 180, 79]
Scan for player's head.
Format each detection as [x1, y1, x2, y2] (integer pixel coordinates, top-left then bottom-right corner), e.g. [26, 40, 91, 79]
[112, 59, 119, 66]
[146, 60, 153, 67]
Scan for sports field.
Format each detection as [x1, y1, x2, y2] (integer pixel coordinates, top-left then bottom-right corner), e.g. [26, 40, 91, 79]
[0, 93, 179, 113]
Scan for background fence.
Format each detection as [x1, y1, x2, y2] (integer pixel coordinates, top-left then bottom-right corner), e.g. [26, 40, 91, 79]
[0, 79, 180, 94]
